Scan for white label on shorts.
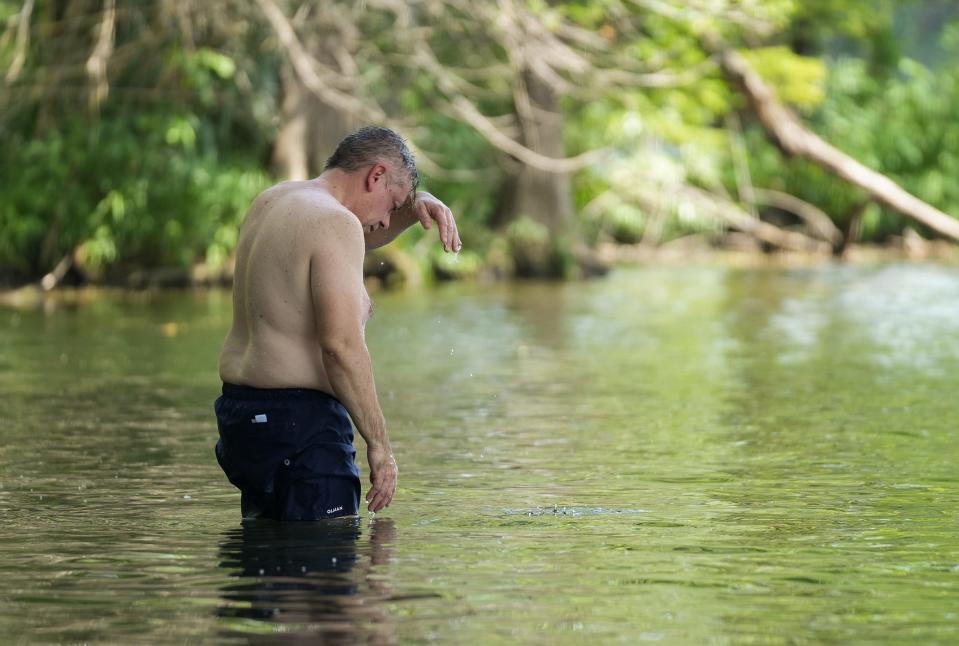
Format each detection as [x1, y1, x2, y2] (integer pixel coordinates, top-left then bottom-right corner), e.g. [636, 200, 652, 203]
[327, 506, 343, 514]
[251, 414, 268, 423]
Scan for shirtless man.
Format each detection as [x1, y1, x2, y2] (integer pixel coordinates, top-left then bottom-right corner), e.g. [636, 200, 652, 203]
[214, 127, 461, 521]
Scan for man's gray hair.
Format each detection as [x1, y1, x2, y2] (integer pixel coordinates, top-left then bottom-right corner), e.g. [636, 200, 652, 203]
[325, 126, 419, 196]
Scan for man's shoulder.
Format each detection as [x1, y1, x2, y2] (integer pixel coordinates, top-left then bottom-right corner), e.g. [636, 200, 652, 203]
[272, 187, 364, 257]
[260, 183, 359, 230]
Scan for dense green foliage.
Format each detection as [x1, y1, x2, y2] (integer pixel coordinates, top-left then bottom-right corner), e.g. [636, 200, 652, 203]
[1, 0, 957, 286]
[746, 42, 959, 240]
[0, 111, 270, 278]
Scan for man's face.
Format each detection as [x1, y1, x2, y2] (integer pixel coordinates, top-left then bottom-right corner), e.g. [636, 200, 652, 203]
[362, 167, 412, 234]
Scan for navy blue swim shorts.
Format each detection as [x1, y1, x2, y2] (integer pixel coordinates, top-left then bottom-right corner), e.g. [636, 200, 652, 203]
[214, 383, 361, 521]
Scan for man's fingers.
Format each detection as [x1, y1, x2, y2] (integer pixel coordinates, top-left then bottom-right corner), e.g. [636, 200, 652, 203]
[365, 480, 381, 503]
[442, 207, 460, 252]
[415, 196, 461, 252]
[434, 205, 449, 251]
[366, 482, 385, 511]
[366, 471, 396, 512]
[367, 482, 394, 512]
[446, 208, 461, 252]
[412, 200, 431, 229]
[369, 489, 392, 512]
[418, 208, 432, 229]
[440, 207, 455, 252]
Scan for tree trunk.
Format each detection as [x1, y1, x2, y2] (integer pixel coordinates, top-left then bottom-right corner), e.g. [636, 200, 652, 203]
[498, 69, 575, 277]
[307, 94, 359, 173]
[269, 9, 360, 180]
[506, 69, 573, 232]
[272, 62, 311, 180]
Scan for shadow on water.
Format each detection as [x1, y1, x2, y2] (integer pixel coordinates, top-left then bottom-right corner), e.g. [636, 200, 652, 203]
[216, 517, 398, 645]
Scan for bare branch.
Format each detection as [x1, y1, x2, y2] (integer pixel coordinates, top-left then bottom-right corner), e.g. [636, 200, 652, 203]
[409, 146, 500, 182]
[751, 188, 844, 246]
[631, 181, 830, 252]
[4, 0, 34, 84]
[412, 41, 606, 173]
[627, 0, 781, 35]
[676, 185, 830, 252]
[41, 253, 74, 291]
[489, 0, 591, 77]
[85, 0, 116, 109]
[552, 20, 612, 51]
[252, 0, 385, 121]
[591, 58, 716, 88]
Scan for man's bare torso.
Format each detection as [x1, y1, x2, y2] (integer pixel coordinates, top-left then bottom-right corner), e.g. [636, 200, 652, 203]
[218, 181, 372, 393]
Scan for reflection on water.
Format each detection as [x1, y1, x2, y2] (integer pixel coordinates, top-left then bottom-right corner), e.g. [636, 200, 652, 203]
[0, 264, 957, 643]
[217, 518, 396, 644]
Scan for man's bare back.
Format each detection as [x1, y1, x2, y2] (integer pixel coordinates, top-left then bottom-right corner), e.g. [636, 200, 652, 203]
[218, 180, 371, 394]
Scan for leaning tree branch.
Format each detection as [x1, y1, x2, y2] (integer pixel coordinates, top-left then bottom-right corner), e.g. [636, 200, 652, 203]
[718, 45, 959, 242]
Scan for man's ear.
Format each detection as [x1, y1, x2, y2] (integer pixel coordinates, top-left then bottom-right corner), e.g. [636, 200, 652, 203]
[365, 164, 387, 193]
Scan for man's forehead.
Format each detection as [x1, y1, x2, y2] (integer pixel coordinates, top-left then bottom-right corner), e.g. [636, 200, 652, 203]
[379, 157, 416, 199]
[394, 171, 416, 198]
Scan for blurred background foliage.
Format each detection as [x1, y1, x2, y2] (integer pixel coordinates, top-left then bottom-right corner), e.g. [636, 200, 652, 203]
[1, 0, 957, 287]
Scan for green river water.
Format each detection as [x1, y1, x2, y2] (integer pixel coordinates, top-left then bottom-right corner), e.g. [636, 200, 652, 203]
[0, 264, 957, 644]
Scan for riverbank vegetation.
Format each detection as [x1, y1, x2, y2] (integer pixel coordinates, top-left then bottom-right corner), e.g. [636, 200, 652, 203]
[2, 0, 958, 290]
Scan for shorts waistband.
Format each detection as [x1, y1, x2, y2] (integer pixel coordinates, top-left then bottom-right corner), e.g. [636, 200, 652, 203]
[221, 382, 340, 403]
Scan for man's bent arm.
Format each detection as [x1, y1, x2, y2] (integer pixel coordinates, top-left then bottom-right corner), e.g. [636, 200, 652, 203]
[311, 215, 397, 511]
[364, 194, 419, 251]
[365, 191, 462, 252]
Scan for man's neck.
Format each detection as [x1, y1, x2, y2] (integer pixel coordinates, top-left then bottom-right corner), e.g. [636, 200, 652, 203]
[313, 169, 356, 211]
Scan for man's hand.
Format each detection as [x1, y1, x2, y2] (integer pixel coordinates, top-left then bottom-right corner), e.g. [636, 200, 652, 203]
[366, 444, 398, 512]
[412, 191, 462, 253]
